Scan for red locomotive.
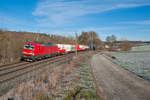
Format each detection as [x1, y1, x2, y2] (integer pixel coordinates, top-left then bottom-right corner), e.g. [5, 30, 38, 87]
[21, 42, 58, 61]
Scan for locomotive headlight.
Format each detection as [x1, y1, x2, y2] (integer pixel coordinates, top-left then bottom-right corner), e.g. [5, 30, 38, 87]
[23, 52, 26, 54]
[32, 53, 35, 56]
[28, 53, 34, 56]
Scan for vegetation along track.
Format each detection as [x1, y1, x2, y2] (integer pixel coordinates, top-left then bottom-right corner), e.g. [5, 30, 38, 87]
[0, 52, 82, 84]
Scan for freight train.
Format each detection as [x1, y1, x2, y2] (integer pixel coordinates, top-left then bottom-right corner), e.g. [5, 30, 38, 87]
[21, 42, 89, 61]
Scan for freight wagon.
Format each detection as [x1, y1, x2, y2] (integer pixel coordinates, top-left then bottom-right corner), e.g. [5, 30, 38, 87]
[57, 44, 75, 53]
[57, 44, 66, 54]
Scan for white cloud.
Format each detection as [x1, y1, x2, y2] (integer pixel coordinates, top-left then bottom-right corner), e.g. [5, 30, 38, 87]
[33, 0, 150, 27]
[120, 20, 150, 25]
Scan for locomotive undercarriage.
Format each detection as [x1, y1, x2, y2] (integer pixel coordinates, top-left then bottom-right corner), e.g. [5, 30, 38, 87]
[21, 53, 57, 62]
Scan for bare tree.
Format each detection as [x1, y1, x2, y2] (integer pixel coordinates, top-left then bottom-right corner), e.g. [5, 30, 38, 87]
[106, 36, 111, 43]
[106, 35, 117, 50]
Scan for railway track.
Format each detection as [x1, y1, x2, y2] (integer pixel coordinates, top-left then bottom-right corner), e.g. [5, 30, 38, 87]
[0, 61, 22, 68]
[0, 62, 29, 73]
[0, 52, 84, 84]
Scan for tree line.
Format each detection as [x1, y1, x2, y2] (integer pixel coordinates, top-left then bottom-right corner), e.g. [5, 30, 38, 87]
[106, 35, 132, 51]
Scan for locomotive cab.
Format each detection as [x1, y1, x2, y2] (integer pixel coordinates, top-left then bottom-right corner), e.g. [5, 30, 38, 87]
[21, 43, 36, 61]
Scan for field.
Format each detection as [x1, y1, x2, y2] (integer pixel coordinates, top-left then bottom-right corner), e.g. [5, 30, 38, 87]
[108, 52, 150, 81]
[131, 45, 150, 52]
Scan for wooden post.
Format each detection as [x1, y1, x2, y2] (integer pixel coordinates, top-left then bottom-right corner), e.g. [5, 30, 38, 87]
[36, 30, 40, 41]
[75, 32, 78, 56]
[89, 32, 94, 50]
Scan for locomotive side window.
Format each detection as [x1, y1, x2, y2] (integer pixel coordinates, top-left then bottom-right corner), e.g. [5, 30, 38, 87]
[24, 45, 34, 50]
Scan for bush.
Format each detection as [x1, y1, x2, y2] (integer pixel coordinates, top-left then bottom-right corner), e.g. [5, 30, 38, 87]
[120, 40, 132, 51]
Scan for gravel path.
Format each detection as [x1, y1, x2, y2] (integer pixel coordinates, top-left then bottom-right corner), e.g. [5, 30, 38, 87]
[91, 54, 150, 100]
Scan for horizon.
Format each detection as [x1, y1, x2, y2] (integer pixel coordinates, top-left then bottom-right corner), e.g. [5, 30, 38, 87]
[0, 0, 150, 41]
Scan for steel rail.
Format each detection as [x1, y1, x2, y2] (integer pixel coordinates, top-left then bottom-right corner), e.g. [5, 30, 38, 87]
[0, 56, 64, 76]
[0, 62, 29, 72]
[0, 53, 74, 84]
[0, 56, 68, 83]
[0, 61, 22, 68]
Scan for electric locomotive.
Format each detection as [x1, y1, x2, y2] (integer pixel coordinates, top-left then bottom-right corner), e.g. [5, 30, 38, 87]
[21, 42, 58, 61]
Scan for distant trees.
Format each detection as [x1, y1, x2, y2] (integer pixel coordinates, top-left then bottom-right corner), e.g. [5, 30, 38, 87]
[120, 40, 132, 51]
[106, 35, 116, 43]
[78, 31, 103, 48]
[105, 35, 132, 51]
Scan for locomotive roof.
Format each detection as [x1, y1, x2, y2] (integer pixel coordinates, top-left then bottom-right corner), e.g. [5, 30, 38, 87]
[41, 44, 57, 46]
[25, 42, 57, 47]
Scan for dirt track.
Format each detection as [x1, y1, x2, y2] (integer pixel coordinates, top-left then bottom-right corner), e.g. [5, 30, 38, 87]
[91, 54, 150, 100]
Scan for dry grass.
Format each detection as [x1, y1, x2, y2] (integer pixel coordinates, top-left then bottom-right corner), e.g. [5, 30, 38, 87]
[1, 52, 93, 100]
[63, 64, 72, 75]
[34, 94, 50, 100]
[48, 73, 59, 89]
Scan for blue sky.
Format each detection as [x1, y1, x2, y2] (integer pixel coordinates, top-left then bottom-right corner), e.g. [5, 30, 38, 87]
[0, 0, 150, 41]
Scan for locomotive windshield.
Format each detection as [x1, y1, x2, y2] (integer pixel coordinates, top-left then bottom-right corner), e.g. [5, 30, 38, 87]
[24, 44, 35, 50]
